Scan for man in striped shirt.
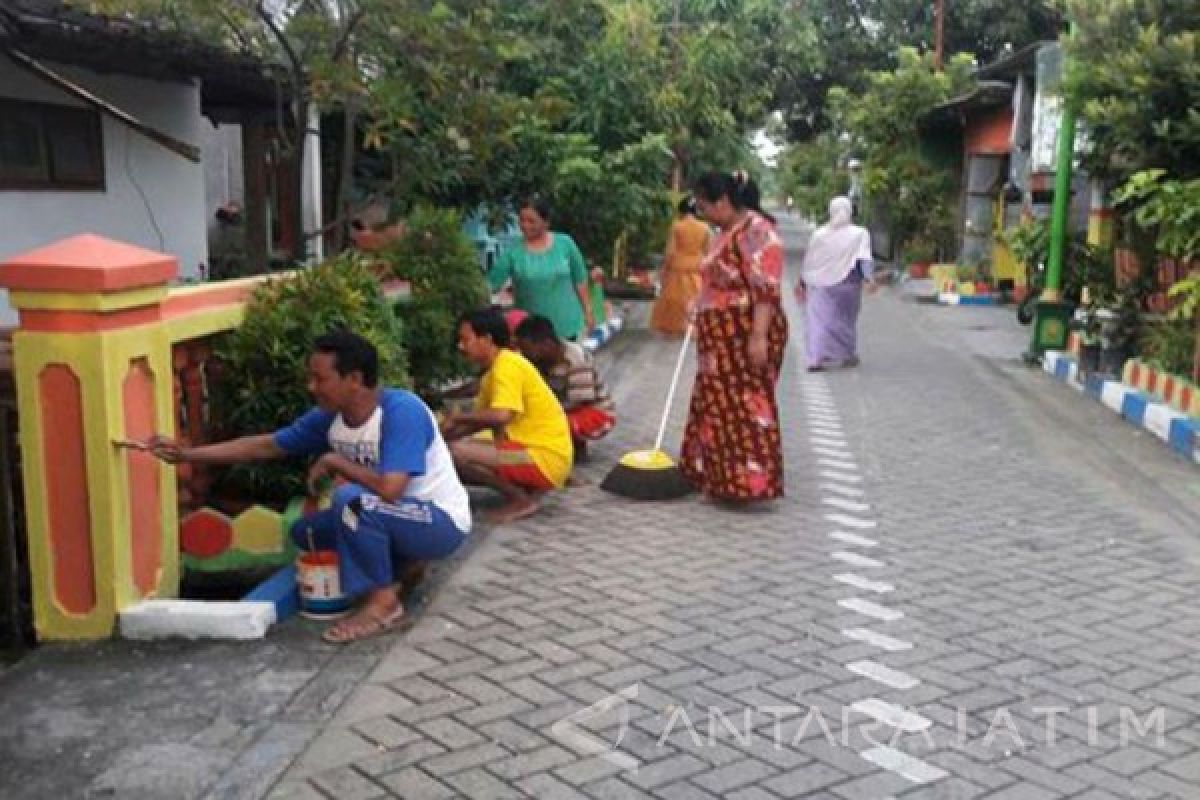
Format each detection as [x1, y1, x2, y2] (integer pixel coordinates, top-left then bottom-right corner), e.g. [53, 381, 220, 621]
[514, 314, 615, 458]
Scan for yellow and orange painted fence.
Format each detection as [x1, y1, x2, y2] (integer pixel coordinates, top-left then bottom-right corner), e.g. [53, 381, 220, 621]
[0, 234, 407, 640]
[1123, 359, 1200, 419]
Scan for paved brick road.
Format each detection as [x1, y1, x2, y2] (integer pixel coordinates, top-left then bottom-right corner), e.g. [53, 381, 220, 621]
[266, 215, 1200, 800]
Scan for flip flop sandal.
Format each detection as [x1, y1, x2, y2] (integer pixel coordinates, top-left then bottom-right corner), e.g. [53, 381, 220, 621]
[321, 606, 407, 644]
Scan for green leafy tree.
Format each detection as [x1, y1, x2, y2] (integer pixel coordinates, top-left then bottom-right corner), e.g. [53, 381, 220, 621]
[1064, 0, 1200, 183]
[798, 48, 974, 255]
[211, 254, 408, 504]
[378, 206, 490, 395]
[779, 0, 1060, 141]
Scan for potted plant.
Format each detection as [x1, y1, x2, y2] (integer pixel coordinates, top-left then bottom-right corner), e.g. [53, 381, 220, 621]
[955, 263, 978, 295]
[974, 259, 994, 296]
[904, 237, 936, 279]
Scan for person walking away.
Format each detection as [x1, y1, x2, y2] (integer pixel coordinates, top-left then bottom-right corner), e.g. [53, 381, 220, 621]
[794, 196, 875, 371]
[682, 170, 788, 503]
[488, 196, 595, 340]
[650, 196, 711, 335]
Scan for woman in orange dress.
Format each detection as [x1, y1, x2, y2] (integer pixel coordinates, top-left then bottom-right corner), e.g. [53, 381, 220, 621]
[650, 196, 711, 335]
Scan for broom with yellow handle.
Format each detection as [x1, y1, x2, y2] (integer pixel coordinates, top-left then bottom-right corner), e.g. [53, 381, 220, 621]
[600, 325, 695, 500]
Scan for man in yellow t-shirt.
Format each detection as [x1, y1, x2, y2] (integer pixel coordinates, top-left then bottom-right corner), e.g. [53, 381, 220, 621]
[442, 307, 573, 523]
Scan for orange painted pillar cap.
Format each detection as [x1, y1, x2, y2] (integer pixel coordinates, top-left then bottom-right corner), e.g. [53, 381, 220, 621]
[0, 234, 177, 293]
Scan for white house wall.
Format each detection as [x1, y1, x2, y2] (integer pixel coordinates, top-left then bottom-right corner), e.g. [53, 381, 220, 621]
[0, 59, 208, 324]
[201, 121, 244, 242]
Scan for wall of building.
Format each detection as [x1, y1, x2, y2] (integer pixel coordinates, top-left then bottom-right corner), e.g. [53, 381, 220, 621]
[201, 122, 244, 241]
[0, 60, 208, 323]
[965, 107, 1014, 157]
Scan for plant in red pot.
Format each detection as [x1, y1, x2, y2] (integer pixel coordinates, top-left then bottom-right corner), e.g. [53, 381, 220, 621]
[904, 237, 936, 279]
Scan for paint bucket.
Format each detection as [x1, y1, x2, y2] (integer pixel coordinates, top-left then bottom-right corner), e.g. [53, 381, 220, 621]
[296, 550, 351, 619]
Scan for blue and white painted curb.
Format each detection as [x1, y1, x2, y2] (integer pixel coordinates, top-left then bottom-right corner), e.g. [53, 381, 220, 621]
[937, 292, 1001, 306]
[1043, 351, 1200, 465]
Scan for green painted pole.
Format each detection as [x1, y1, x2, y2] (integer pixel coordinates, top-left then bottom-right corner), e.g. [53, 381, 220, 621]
[1042, 79, 1077, 303]
[1027, 36, 1078, 361]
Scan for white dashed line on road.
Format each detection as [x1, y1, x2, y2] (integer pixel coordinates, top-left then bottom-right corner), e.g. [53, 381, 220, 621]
[812, 443, 853, 455]
[850, 699, 931, 732]
[825, 513, 877, 529]
[838, 597, 904, 622]
[832, 551, 885, 569]
[860, 746, 948, 784]
[829, 531, 878, 547]
[823, 497, 871, 513]
[821, 483, 865, 497]
[845, 660, 920, 690]
[841, 627, 913, 651]
[834, 573, 894, 593]
[802, 375, 941, 789]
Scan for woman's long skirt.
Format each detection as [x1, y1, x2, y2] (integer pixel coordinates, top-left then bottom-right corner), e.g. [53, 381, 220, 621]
[804, 273, 863, 368]
[650, 268, 703, 335]
[680, 304, 787, 501]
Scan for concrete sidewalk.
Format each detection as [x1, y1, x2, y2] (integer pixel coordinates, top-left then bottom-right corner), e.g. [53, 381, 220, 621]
[0, 312, 652, 800]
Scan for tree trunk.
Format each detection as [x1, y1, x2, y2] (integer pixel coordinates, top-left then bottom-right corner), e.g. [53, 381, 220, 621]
[289, 97, 309, 264]
[332, 106, 358, 254]
[241, 119, 269, 273]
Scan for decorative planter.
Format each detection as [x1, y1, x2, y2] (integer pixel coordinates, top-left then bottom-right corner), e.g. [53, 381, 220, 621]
[908, 262, 931, 279]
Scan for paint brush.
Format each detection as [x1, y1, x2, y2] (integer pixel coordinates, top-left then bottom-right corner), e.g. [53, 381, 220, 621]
[112, 438, 150, 451]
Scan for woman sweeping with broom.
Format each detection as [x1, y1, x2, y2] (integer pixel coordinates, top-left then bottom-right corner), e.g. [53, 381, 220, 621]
[682, 170, 788, 503]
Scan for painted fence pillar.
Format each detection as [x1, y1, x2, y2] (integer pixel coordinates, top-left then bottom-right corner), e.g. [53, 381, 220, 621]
[0, 235, 179, 639]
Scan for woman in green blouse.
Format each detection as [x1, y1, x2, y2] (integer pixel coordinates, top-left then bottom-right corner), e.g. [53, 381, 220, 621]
[488, 198, 595, 340]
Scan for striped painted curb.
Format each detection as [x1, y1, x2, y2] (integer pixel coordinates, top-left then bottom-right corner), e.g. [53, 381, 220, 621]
[1043, 351, 1200, 465]
[936, 292, 1002, 306]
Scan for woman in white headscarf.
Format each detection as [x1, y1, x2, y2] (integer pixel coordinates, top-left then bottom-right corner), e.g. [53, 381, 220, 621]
[794, 197, 874, 371]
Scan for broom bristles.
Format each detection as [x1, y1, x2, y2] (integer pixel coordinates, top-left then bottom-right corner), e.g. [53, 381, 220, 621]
[600, 461, 693, 500]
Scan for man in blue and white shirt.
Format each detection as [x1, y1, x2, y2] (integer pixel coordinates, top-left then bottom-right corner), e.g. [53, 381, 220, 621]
[150, 330, 470, 643]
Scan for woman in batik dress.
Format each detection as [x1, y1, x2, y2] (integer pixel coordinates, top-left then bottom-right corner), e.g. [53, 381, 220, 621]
[681, 170, 787, 503]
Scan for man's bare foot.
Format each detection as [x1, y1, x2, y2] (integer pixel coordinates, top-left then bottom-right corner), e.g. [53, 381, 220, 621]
[489, 496, 540, 523]
[322, 602, 404, 644]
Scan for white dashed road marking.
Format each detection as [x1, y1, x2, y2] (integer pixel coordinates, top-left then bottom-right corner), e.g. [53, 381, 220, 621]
[850, 699, 931, 732]
[803, 375, 938, 789]
[860, 746, 948, 784]
[841, 627, 913, 652]
[821, 483, 864, 497]
[825, 513, 877, 529]
[838, 597, 904, 622]
[834, 573, 894, 593]
[829, 531, 878, 548]
[823, 497, 871, 513]
[832, 551, 885, 569]
[845, 660, 920, 690]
